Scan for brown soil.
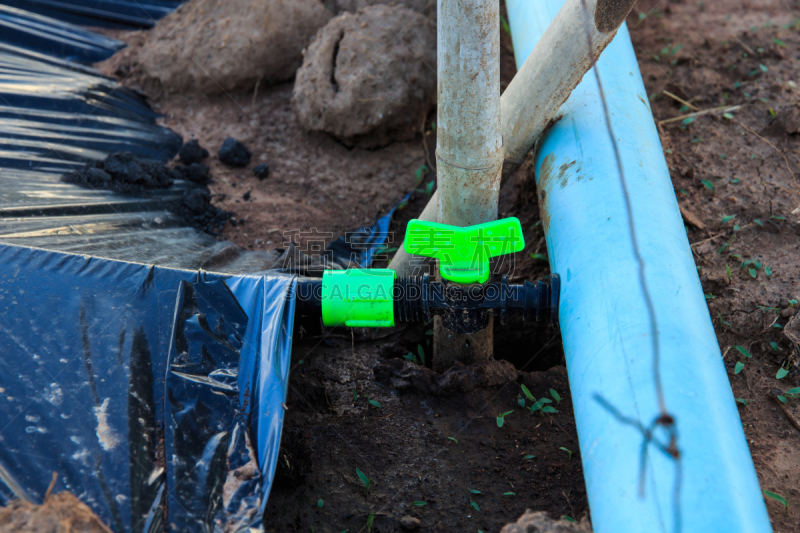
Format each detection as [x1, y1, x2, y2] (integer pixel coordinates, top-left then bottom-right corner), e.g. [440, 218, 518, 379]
[88, 0, 800, 531]
[0, 484, 112, 533]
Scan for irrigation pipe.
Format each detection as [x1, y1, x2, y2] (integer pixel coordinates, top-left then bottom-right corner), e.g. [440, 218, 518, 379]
[505, 0, 773, 531]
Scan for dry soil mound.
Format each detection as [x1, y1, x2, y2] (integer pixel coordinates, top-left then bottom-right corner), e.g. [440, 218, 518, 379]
[292, 4, 436, 147]
[137, 0, 331, 96]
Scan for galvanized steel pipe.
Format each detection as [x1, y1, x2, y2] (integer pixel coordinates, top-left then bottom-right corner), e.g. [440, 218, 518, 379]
[431, 0, 502, 368]
[390, 0, 635, 277]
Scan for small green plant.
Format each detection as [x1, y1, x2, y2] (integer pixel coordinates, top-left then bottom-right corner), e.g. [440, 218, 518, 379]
[520, 384, 535, 403]
[550, 388, 562, 404]
[470, 489, 481, 494]
[496, 410, 513, 427]
[776, 365, 789, 379]
[470, 499, 480, 512]
[735, 398, 750, 406]
[530, 253, 548, 262]
[352, 388, 358, 402]
[448, 437, 459, 444]
[734, 361, 745, 374]
[356, 468, 371, 495]
[563, 515, 577, 523]
[365, 512, 375, 532]
[763, 490, 788, 512]
[503, 492, 516, 496]
[560, 447, 573, 460]
[500, 14, 511, 35]
[367, 397, 382, 409]
[701, 179, 715, 191]
[523, 455, 535, 461]
[417, 344, 426, 366]
[735, 345, 752, 358]
[413, 501, 427, 506]
[318, 499, 324, 508]
[786, 387, 800, 397]
[415, 164, 429, 182]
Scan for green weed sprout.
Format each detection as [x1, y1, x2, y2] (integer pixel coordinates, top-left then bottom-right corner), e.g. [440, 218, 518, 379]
[560, 447, 573, 460]
[549, 388, 562, 404]
[356, 468, 371, 495]
[764, 490, 788, 512]
[496, 410, 513, 427]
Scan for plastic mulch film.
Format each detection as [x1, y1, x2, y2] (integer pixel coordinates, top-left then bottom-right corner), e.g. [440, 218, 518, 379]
[0, 7, 401, 532]
[0, 4, 125, 64]
[0, 34, 402, 273]
[0, 243, 296, 533]
[0, 0, 182, 29]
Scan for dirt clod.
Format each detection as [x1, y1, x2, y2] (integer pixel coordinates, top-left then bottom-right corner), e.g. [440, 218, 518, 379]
[253, 163, 270, 180]
[178, 139, 209, 165]
[500, 510, 592, 533]
[399, 515, 421, 530]
[63, 152, 228, 232]
[0, 492, 112, 533]
[177, 163, 211, 184]
[374, 357, 518, 396]
[332, 0, 435, 17]
[218, 137, 252, 168]
[63, 151, 177, 191]
[135, 0, 331, 96]
[292, 5, 436, 147]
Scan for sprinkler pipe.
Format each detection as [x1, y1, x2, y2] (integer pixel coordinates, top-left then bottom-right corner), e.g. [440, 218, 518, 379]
[505, 0, 773, 532]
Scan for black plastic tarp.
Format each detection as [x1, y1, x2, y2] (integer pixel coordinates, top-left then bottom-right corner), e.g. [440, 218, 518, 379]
[0, 4, 404, 531]
[0, 0, 181, 29]
[0, 4, 125, 63]
[0, 244, 296, 532]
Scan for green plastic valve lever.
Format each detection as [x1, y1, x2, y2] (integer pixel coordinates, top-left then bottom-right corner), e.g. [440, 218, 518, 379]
[403, 217, 525, 284]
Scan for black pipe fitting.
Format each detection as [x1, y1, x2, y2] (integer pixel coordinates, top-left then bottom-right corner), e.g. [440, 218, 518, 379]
[295, 273, 560, 334]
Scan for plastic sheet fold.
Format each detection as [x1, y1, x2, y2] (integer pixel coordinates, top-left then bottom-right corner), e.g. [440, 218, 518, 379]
[0, 0, 181, 29]
[0, 244, 296, 532]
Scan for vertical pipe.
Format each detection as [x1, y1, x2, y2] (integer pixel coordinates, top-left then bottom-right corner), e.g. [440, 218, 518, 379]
[432, 0, 503, 370]
[389, 0, 635, 278]
[505, 1, 773, 532]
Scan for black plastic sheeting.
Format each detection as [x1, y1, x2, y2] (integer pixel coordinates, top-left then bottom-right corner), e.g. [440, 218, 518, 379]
[0, 244, 296, 532]
[0, 5, 404, 531]
[0, 0, 181, 29]
[0, 4, 125, 64]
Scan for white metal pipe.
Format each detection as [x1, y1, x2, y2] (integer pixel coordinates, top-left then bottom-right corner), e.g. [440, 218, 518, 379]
[390, 0, 635, 277]
[432, 0, 502, 369]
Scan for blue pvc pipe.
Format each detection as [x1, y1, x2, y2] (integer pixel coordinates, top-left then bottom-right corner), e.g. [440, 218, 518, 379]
[505, 2, 772, 532]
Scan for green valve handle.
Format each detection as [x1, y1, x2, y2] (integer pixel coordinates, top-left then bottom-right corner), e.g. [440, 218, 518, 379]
[321, 269, 395, 328]
[403, 217, 525, 284]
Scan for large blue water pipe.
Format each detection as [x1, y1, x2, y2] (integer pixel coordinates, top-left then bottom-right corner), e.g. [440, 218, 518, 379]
[504, 1, 773, 532]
